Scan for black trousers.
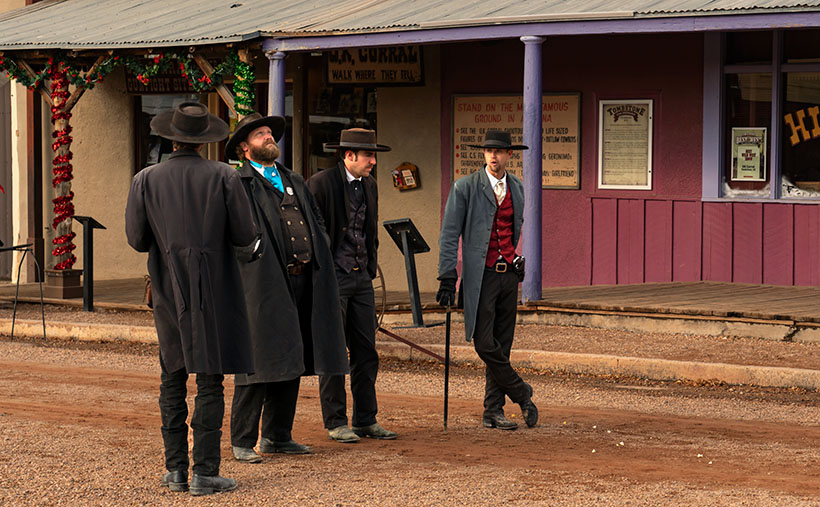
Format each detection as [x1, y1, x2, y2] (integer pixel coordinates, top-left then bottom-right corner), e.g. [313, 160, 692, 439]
[319, 268, 379, 429]
[230, 378, 300, 447]
[159, 355, 224, 476]
[230, 270, 313, 447]
[473, 268, 531, 416]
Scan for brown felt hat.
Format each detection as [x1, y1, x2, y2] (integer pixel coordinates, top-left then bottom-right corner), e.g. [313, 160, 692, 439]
[467, 130, 528, 150]
[225, 112, 286, 160]
[326, 128, 391, 152]
[150, 102, 229, 144]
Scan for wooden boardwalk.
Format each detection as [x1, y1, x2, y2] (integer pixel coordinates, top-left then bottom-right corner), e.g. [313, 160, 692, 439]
[2, 278, 820, 324]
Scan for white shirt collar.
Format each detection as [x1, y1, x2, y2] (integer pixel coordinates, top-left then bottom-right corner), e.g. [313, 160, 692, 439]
[485, 166, 507, 188]
[344, 167, 362, 183]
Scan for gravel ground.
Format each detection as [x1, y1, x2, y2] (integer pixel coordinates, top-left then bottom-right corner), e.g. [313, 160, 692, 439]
[2, 336, 820, 505]
[3, 302, 820, 370]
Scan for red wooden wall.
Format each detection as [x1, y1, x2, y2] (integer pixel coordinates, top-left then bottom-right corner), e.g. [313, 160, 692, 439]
[590, 199, 820, 286]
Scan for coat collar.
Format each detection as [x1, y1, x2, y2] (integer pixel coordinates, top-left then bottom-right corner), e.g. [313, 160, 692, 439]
[168, 148, 202, 160]
[478, 166, 498, 207]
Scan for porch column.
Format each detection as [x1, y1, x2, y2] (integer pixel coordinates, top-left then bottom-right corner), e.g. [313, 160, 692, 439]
[267, 50, 287, 164]
[520, 36, 544, 303]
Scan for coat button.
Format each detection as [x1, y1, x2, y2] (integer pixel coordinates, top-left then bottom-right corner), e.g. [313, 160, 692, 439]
[291, 237, 295, 241]
[287, 220, 291, 225]
[342, 227, 347, 232]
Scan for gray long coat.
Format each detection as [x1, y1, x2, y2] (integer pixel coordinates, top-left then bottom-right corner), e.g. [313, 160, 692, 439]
[125, 149, 258, 375]
[233, 160, 349, 385]
[438, 168, 524, 342]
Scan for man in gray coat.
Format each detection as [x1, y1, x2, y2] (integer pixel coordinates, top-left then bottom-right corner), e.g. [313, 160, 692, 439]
[225, 113, 349, 462]
[436, 129, 538, 431]
[126, 102, 260, 496]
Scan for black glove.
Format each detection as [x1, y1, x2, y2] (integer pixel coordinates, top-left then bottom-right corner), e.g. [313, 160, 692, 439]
[436, 270, 458, 307]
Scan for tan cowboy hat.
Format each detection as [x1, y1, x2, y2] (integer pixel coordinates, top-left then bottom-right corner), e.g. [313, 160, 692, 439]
[150, 102, 229, 144]
[326, 128, 391, 152]
[467, 130, 528, 150]
[225, 112, 286, 160]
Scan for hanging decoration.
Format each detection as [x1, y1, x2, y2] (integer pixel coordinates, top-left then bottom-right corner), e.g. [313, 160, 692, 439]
[49, 58, 77, 270]
[231, 51, 255, 116]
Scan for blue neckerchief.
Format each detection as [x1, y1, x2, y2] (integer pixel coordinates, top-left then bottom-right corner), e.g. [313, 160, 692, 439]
[249, 159, 284, 193]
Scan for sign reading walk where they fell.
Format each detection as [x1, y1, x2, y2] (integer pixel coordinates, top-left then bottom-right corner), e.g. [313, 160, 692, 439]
[327, 46, 423, 85]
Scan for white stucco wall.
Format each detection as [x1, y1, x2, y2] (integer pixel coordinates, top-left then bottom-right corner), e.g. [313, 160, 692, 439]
[376, 45, 441, 294]
[69, 68, 145, 278]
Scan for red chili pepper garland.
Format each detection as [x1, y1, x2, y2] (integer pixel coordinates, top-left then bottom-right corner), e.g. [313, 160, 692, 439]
[49, 60, 76, 270]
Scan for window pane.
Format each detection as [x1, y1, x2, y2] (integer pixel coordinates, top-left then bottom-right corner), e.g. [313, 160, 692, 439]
[724, 73, 771, 196]
[784, 29, 820, 64]
[781, 72, 820, 197]
[726, 31, 772, 65]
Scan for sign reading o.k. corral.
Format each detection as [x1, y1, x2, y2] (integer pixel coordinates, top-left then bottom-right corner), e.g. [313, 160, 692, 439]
[452, 94, 580, 189]
[327, 46, 423, 85]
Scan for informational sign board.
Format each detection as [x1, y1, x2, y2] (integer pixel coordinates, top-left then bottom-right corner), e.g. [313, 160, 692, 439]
[731, 127, 767, 181]
[598, 99, 653, 189]
[452, 94, 580, 188]
[327, 46, 423, 85]
[126, 69, 194, 94]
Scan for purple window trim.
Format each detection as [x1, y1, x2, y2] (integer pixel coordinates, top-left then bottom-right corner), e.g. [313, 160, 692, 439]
[702, 31, 723, 200]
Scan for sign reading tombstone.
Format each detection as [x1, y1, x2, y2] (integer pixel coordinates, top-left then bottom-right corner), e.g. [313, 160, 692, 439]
[598, 99, 653, 189]
[452, 94, 580, 188]
[327, 46, 424, 85]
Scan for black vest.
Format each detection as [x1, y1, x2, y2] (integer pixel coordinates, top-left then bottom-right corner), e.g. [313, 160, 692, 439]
[257, 170, 313, 264]
[334, 179, 368, 272]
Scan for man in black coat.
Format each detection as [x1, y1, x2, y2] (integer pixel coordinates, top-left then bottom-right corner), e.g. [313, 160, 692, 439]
[226, 113, 349, 462]
[307, 128, 398, 443]
[125, 102, 260, 496]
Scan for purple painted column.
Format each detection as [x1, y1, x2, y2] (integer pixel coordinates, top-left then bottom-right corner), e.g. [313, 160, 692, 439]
[521, 36, 544, 303]
[267, 50, 287, 164]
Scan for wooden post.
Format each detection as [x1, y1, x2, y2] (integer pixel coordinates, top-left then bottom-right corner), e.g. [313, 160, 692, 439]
[192, 54, 236, 116]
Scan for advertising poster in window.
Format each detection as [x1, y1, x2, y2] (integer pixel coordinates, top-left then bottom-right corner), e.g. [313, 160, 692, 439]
[598, 100, 653, 190]
[452, 94, 580, 189]
[730, 127, 767, 181]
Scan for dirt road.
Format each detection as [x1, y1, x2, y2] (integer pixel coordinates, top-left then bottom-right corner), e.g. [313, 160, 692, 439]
[1, 336, 819, 505]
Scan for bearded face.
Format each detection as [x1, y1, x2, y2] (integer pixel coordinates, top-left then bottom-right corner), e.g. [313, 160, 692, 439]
[248, 139, 280, 165]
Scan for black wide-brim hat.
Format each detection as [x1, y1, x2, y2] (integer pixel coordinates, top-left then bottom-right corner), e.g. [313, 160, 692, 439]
[225, 112, 286, 160]
[467, 130, 528, 150]
[326, 128, 391, 152]
[150, 102, 229, 144]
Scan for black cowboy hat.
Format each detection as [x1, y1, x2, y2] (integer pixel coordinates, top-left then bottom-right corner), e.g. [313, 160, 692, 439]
[326, 128, 391, 152]
[467, 130, 528, 150]
[150, 102, 229, 144]
[225, 112, 286, 160]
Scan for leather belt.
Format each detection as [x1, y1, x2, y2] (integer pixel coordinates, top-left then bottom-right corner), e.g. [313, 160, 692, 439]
[287, 261, 310, 275]
[486, 261, 509, 273]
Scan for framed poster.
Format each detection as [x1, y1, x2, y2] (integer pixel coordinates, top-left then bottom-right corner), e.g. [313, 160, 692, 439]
[730, 127, 767, 181]
[452, 94, 580, 189]
[598, 99, 653, 190]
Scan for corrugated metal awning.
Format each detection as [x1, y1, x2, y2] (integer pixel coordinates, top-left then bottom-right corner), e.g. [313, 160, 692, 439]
[0, 0, 818, 50]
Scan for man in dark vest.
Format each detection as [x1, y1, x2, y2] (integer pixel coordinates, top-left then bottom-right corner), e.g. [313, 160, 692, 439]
[307, 128, 398, 443]
[226, 113, 349, 462]
[125, 102, 260, 496]
[436, 129, 538, 431]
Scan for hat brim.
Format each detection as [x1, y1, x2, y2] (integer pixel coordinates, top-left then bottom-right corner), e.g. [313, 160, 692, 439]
[150, 110, 230, 144]
[225, 115, 286, 160]
[326, 142, 392, 152]
[467, 143, 529, 150]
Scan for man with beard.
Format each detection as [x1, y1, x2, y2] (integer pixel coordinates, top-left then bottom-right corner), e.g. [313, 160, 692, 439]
[308, 128, 397, 443]
[126, 102, 260, 496]
[226, 112, 348, 463]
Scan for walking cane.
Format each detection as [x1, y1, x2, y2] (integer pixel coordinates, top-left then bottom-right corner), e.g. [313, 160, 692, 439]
[444, 303, 451, 431]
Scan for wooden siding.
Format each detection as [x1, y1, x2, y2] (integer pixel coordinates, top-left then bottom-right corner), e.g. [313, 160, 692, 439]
[589, 198, 820, 286]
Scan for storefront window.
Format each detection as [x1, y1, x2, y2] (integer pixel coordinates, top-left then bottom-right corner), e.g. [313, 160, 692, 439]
[719, 30, 820, 200]
[781, 72, 820, 197]
[724, 73, 771, 196]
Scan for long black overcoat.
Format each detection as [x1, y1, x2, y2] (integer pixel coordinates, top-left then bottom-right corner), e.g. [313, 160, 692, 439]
[306, 161, 379, 279]
[233, 160, 349, 385]
[125, 149, 258, 375]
